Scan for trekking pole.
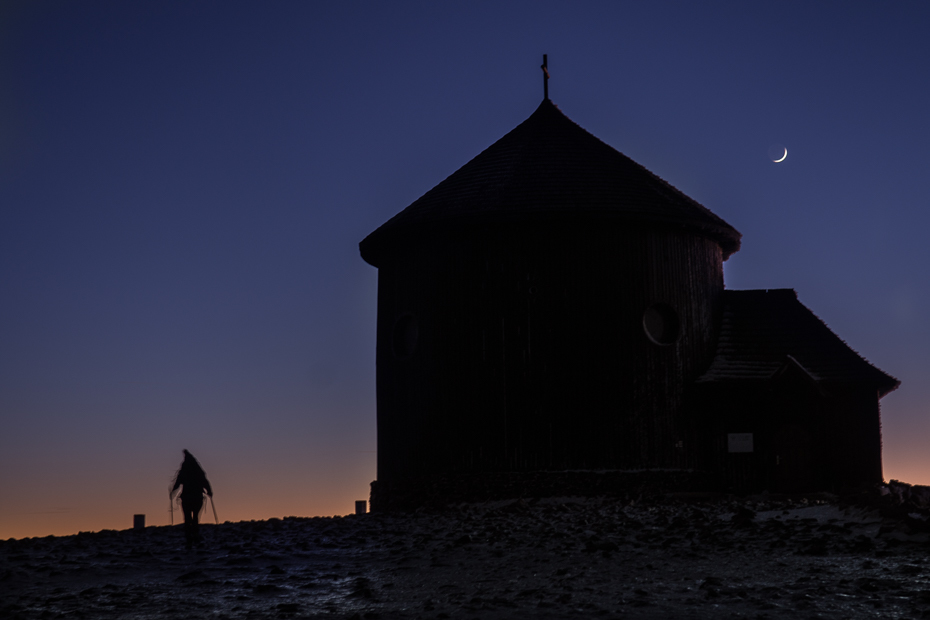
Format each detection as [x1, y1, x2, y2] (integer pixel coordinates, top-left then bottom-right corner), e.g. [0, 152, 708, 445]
[169, 489, 174, 525]
[210, 495, 218, 525]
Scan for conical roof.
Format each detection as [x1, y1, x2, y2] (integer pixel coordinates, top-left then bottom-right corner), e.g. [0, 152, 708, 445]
[360, 99, 741, 265]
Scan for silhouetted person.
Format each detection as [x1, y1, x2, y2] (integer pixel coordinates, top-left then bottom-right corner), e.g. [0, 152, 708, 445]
[171, 449, 213, 549]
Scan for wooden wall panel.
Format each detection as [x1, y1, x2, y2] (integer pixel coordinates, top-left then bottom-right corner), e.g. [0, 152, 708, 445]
[374, 222, 725, 481]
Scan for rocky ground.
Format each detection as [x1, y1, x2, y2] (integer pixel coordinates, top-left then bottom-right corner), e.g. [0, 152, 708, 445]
[3, 486, 930, 619]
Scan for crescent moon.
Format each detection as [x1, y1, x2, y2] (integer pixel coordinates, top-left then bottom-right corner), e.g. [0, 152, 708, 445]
[773, 147, 787, 163]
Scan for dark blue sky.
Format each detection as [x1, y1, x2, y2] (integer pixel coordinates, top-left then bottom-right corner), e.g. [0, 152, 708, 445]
[2, 1, 929, 538]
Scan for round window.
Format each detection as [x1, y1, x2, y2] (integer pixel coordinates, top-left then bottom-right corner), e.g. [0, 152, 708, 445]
[643, 303, 680, 345]
[392, 314, 419, 359]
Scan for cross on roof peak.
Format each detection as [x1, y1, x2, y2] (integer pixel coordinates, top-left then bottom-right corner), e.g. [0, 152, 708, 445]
[541, 54, 550, 101]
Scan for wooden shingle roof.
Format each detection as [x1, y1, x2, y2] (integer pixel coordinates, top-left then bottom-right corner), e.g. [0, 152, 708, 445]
[697, 289, 899, 397]
[360, 99, 741, 266]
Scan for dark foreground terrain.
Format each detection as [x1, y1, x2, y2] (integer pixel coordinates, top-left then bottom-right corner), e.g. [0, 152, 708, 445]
[3, 490, 930, 619]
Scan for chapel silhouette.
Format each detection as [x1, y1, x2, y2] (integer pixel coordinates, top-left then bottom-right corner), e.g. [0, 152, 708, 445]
[360, 90, 898, 508]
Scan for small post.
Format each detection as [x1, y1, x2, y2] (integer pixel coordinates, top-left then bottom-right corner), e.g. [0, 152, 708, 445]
[541, 54, 549, 101]
[133, 514, 145, 530]
[355, 500, 367, 515]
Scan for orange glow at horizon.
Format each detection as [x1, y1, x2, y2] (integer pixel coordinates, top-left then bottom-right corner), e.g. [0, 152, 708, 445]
[5, 442, 930, 541]
[0, 443, 378, 541]
[0, 480, 374, 541]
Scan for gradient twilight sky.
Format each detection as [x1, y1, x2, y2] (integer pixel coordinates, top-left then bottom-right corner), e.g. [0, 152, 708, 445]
[3, 2, 930, 540]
